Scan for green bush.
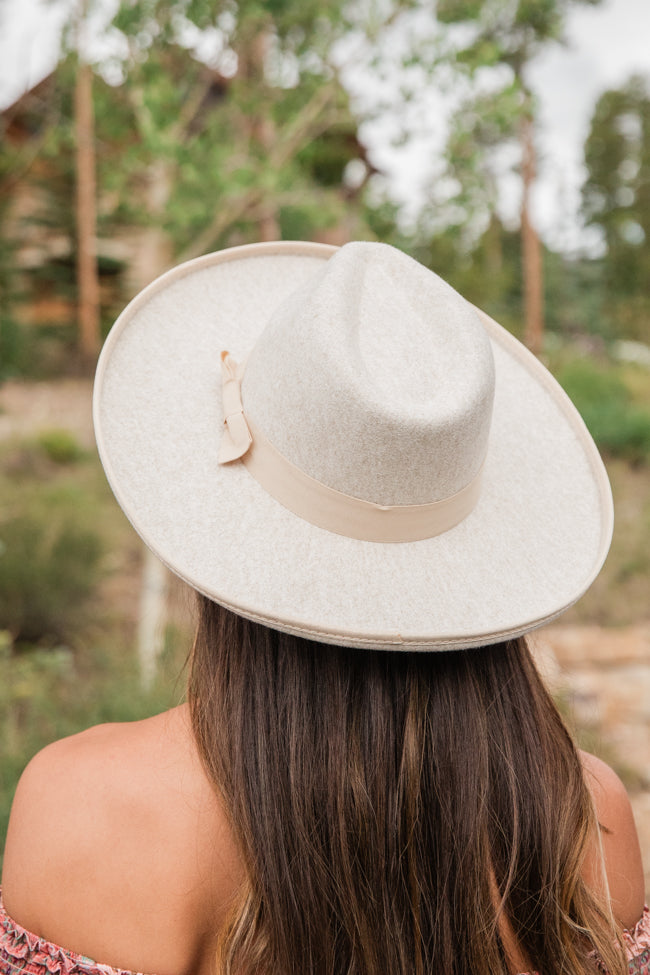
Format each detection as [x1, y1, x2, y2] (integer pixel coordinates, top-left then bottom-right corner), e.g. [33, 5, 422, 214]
[0, 315, 29, 379]
[0, 509, 104, 644]
[36, 428, 85, 464]
[582, 402, 650, 462]
[555, 359, 650, 464]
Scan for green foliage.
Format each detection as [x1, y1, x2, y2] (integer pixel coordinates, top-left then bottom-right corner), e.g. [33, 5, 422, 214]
[440, 81, 525, 245]
[0, 193, 27, 379]
[436, 0, 483, 22]
[296, 123, 360, 188]
[0, 509, 104, 644]
[0, 456, 106, 644]
[92, 0, 399, 263]
[513, 0, 562, 39]
[0, 315, 29, 380]
[36, 429, 85, 465]
[437, 0, 595, 72]
[432, 0, 604, 252]
[583, 75, 650, 239]
[412, 215, 524, 336]
[4, 0, 426, 373]
[1, 60, 111, 377]
[279, 197, 344, 239]
[543, 252, 614, 340]
[554, 358, 650, 464]
[582, 75, 650, 343]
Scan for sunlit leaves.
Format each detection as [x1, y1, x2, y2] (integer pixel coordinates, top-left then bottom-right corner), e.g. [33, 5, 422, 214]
[581, 75, 650, 339]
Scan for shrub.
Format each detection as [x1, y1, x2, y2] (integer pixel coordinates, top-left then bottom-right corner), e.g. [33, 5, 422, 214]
[0, 315, 29, 380]
[36, 428, 85, 465]
[0, 510, 104, 644]
[555, 359, 650, 464]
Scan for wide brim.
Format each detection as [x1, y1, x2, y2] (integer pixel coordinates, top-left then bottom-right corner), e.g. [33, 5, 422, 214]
[93, 241, 613, 651]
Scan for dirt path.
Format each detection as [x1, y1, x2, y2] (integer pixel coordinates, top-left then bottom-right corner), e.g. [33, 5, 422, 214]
[2, 379, 649, 889]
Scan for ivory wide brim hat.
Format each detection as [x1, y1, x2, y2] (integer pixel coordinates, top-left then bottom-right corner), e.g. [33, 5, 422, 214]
[94, 240, 613, 651]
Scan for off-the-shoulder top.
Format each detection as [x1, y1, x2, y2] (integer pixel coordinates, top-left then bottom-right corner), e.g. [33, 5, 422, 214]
[1, 891, 649, 975]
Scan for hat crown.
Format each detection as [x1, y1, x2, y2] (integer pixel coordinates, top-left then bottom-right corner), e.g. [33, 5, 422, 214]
[243, 242, 495, 505]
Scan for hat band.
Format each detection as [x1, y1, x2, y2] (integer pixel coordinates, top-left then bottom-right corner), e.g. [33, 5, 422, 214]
[218, 352, 483, 543]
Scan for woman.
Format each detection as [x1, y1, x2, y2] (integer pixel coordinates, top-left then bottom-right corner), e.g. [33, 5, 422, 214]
[1, 241, 647, 975]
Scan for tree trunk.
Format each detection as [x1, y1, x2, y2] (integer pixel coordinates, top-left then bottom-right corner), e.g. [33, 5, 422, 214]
[129, 160, 174, 289]
[74, 1, 100, 363]
[239, 27, 280, 241]
[520, 110, 544, 355]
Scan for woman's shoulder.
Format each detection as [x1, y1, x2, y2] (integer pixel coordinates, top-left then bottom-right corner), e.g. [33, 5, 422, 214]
[2, 707, 199, 886]
[579, 750, 646, 930]
[1, 705, 245, 975]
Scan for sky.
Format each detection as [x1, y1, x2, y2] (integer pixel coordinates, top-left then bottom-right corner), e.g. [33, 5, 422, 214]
[1, 0, 649, 253]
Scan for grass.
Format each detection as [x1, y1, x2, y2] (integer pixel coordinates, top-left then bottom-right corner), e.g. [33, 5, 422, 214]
[0, 512, 104, 643]
[36, 428, 87, 465]
[0, 438, 106, 644]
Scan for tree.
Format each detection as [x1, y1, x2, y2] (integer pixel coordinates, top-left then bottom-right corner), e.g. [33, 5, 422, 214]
[2, 1, 436, 368]
[434, 0, 603, 354]
[75, 0, 101, 362]
[96, 0, 433, 271]
[0, 62, 133, 374]
[582, 74, 650, 342]
[0, 71, 82, 374]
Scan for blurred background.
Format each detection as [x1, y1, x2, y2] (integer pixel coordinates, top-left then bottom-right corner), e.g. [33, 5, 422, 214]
[0, 0, 648, 886]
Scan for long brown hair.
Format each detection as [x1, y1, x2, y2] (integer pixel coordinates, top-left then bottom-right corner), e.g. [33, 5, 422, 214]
[188, 596, 626, 975]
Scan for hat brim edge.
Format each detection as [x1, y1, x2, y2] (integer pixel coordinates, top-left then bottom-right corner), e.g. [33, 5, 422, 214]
[93, 242, 614, 652]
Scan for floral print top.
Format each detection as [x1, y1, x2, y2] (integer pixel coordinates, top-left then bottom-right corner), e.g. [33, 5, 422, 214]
[1, 891, 145, 975]
[1, 891, 649, 975]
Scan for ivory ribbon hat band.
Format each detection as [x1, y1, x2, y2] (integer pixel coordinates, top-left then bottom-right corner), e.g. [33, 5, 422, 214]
[93, 241, 613, 651]
[216, 351, 485, 544]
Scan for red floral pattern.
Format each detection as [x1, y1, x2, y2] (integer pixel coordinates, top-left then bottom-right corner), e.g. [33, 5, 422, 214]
[619, 905, 650, 974]
[1, 891, 649, 975]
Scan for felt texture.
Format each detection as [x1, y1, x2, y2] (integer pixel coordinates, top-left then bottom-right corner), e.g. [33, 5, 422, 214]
[243, 242, 494, 504]
[94, 241, 613, 651]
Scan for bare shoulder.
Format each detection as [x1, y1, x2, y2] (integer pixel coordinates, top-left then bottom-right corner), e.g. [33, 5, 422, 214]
[579, 750, 646, 929]
[2, 718, 132, 923]
[2, 705, 244, 975]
